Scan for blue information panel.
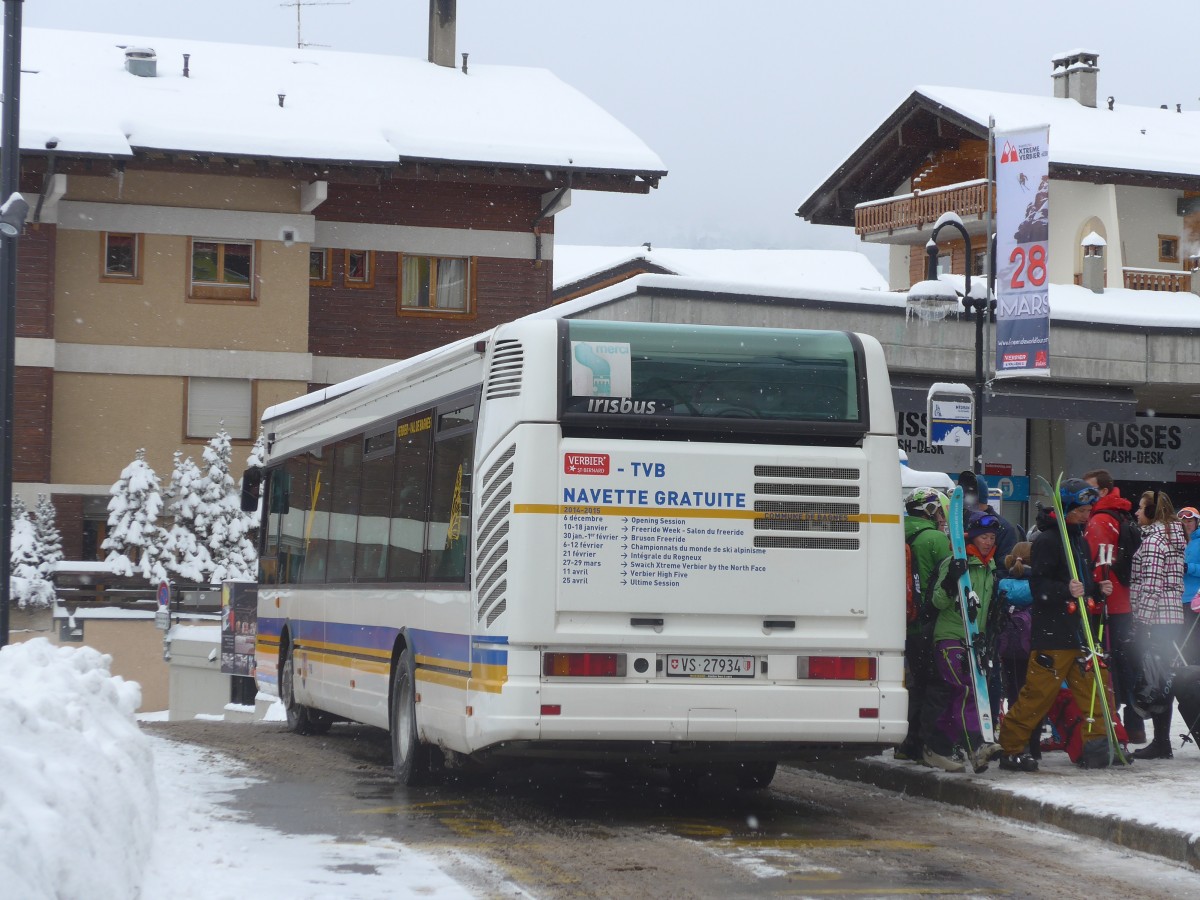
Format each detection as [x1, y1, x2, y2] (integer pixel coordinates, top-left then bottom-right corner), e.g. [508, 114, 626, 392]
[982, 474, 1029, 502]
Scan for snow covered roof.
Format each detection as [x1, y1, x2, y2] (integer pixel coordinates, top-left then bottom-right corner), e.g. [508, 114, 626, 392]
[553, 245, 889, 293]
[13, 28, 666, 176]
[799, 83, 1200, 226]
[916, 85, 1200, 178]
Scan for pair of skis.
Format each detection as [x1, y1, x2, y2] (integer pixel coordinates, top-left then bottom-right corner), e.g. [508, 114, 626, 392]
[948, 486, 995, 744]
[1037, 473, 1129, 766]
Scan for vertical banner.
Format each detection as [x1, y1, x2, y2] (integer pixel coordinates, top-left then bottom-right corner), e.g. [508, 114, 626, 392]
[994, 126, 1051, 378]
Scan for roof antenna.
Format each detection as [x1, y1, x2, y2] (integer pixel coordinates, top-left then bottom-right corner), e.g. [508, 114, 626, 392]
[279, 0, 352, 49]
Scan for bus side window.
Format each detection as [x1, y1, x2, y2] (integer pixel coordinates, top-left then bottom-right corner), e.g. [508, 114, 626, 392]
[355, 440, 395, 583]
[326, 436, 363, 583]
[388, 412, 432, 582]
[258, 468, 283, 584]
[428, 428, 473, 582]
[301, 450, 332, 584]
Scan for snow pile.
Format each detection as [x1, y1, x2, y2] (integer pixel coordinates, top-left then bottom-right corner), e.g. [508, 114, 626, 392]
[0, 639, 154, 900]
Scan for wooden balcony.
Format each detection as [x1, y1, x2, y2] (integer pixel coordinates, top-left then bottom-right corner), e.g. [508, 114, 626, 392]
[1122, 268, 1193, 292]
[855, 179, 990, 237]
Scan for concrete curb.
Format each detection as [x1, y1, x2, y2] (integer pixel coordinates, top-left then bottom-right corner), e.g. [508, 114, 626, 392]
[797, 756, 1200, 870]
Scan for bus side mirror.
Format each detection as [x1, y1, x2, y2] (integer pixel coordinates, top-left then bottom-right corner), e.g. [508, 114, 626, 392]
[241, 466, 262, 512]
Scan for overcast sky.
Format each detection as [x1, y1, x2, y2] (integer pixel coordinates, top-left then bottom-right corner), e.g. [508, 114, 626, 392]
[21, 1, 1195, 259]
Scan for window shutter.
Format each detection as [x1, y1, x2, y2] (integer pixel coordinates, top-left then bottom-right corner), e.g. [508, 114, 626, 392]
[188, 378, 252, 439]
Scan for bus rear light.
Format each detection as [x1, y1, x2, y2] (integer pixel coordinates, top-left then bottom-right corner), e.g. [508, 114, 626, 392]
[542, 652, 624, 677]
[541, 704, 562, 716]
[859, 707, 879, 718]
[797, 656, 877, 680]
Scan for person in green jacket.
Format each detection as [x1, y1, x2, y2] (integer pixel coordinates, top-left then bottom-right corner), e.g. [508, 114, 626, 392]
[897, 488, 952, 761]
[919, 510, 1001, 773]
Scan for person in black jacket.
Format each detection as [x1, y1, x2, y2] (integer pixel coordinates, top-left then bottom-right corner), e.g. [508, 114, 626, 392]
[992, 478, 1118, 771]
[958, 471, 1021, 577]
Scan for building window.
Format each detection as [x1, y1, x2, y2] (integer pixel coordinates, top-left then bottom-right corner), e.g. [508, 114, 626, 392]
[309, 248, 331, 286]
[1159, 235, 1180, 263]
[101, 232, 142, 283]
[187, 377, 253, 439]
[399, 255, 471, 313]
[972, 249, 987, 277]
[344, 250, 374, 288]
[190, 239, 255, 301]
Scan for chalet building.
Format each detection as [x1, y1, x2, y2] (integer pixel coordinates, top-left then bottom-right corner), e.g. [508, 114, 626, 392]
[11, 12, 664, 560]
[797, 51, 1200, 296]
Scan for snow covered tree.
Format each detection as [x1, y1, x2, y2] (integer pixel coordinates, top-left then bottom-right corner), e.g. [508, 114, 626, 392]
[246, 429, 267, 470]
[103, 449, 168, 582]
[161, 451, 213, 583]
[10, 495, 53, 608]
[195, 430, 258, 583]
[32, 494, 64, 579]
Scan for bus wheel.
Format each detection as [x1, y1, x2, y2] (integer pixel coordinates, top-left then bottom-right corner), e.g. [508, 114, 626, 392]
[282, 643, 330, 736]
[391, 649, 433, 785]
[735, 760, 777, 790]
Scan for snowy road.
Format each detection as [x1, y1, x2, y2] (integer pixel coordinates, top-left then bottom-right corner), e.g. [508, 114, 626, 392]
[146, 721, 1200, 898]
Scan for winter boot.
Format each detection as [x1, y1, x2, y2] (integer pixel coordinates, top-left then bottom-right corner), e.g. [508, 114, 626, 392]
[922, 746, 966, 773]
[998, 752, 1039, 772]
[1132, 735, 1173, 760]
[894, 739, 922, 762]
[1133, 713, 1175, 760]
[968, 742, 1002, 773]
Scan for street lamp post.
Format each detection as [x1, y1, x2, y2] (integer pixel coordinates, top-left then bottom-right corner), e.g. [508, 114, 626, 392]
[0, 0, 24, 647]
[906, 214, 996, 475]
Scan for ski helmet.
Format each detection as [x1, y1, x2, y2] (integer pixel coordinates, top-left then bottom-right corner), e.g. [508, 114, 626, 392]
[1060, 478, 1100, 512]
[905, 487, 945, 519]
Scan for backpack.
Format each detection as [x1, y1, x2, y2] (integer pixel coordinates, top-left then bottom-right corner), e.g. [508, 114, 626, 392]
[1094, 509, 1142, 584]
[904, 529, 940, 625]
[1043, 687, 1129, 762]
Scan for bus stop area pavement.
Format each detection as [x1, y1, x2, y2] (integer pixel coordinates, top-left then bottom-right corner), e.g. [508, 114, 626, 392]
[795, 730, 1200, 870]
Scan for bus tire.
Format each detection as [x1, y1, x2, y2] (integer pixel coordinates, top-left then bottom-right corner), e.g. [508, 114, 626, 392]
[391, 649, 433, 786]
[281, 642, 330, 736]
[735, 760, 777, 790]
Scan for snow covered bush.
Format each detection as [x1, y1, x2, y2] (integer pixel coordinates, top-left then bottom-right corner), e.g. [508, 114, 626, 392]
[32, 493, 64, 578]
[0, 638, 154, 900]
[103, 449, 168, 582]
[10, 498, 54, 608]
[162, 451, 213, 583]
[197, 429, 258, 583]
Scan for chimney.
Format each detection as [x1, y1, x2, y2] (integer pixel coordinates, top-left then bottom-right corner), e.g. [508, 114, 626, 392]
[1051, 50, 1099, 108]
[428, 0, 456, 68]
[124, 47, 157, 78]
[1081, 232, 1106, 293]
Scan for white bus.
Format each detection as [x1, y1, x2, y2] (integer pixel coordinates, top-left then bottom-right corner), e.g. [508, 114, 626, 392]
[250, 317, 905, 787]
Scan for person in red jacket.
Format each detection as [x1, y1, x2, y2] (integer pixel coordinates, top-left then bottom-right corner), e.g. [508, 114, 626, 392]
[1083, 469, 1144, 744]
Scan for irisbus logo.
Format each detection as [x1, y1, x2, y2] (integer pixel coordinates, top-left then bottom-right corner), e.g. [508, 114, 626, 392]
[564, 453, 610, 475]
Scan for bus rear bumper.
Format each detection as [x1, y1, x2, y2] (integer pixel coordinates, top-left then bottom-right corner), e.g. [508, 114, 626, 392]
[463, 677, 907, 754]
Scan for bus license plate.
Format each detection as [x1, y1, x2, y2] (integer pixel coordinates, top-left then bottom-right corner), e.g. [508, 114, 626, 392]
[665, 655, 754, 678]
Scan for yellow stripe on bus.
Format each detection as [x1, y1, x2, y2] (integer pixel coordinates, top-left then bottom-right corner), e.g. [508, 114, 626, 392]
[415, 663, 508, 694]
[513, 504, 900, 525]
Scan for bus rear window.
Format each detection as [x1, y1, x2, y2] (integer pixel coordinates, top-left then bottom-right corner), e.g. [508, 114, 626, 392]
[562, 321, 861, 425]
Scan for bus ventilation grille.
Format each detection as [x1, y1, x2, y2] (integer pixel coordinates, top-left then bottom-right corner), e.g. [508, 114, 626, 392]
[485, 340, 524, 400]
[476, 443, 516, 625]
[750, 465, 861, 550]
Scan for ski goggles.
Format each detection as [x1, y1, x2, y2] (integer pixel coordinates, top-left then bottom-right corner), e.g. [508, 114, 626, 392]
[966, 514, 1000, 533]
[1062, 485, 1100, 507]
[1179, 507, 1199, 520]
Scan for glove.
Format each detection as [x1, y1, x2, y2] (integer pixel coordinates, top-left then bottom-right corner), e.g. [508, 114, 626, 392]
[942, 558, 968, 594]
